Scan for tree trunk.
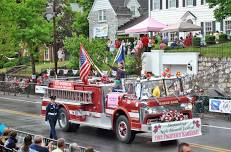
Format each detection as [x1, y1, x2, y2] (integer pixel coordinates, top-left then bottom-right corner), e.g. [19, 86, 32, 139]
[30, 53, 36, 75]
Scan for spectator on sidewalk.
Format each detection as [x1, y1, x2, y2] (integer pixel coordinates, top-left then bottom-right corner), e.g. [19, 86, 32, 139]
[141, 34, 149, 52]
[0, 128, 11, 145]
[85, 147, 94, 152]
[18, 135, 32, 152]
[29, 135, 50, 152]
[69, 143, 79, 152]
[178, 143, 192, 152]
[4, 130, 18, 150]
[52, 138, 65, 152]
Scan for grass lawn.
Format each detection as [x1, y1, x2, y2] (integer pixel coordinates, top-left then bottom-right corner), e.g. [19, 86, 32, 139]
[1, 61, 70, 77]
[165, 41, 231, 58]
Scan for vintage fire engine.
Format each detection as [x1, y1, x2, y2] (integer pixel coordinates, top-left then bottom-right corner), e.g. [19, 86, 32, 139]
[41, 77, 201, 143]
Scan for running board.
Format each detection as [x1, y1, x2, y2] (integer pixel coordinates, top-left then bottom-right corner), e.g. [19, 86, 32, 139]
[70, 114, 112, 130]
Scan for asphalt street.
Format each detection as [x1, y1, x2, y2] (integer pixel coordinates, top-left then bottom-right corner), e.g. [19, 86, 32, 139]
[0, 95, 231, 152]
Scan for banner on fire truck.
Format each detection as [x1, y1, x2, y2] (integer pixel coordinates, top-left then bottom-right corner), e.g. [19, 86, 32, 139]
[152, 118, 201, 142]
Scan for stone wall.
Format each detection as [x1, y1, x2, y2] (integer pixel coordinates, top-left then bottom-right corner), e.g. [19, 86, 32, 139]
[185, 57, 231, 94]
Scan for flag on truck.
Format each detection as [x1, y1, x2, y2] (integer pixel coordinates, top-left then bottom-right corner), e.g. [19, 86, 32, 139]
[114, 44, 125, 63]
[80, 45, 91, 84]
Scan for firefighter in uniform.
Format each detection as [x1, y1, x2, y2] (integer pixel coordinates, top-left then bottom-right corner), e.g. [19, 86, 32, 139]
[45, 96, 59, 139]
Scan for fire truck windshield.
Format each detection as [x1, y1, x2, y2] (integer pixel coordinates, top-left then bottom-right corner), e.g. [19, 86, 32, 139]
[124, 78, 184, 99]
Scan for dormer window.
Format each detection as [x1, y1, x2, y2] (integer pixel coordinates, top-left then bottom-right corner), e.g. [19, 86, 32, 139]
[169, 0, 176, 8]
[186, 0, 193, 6]
[98, 10, 106, 22]
[153, 0, 160, 10]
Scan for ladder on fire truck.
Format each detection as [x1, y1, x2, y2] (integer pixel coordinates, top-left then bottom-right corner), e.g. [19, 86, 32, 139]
[46, 88, 93, 105]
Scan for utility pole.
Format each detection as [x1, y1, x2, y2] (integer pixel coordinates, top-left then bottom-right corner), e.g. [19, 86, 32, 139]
[53, 0, 58, 76]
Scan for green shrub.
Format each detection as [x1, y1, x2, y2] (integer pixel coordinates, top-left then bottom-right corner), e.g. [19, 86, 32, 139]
[219, 33, 228, 42]
[205, 35, 216, 45]
[192, 37, 201, 47]
[3, 61, 17, 68]
[64, 35, 110, 70]
[19, 56, 30, 65]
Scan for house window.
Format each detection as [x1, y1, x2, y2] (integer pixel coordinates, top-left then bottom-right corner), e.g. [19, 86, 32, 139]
[131, 6, 136, 15]
[169, 0, 176, 8]
[170, 32, 177, 42]
[186, 0, 193, 6]
[225, 21, 231, 35]
[205, 22, 213, 34]
[153, 0, 160, 10]
[98, 10, 106, 22]
[44, 48, 49, 61]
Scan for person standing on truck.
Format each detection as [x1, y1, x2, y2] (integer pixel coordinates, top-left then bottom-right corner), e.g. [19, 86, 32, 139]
[45, 96, 60, 140]
[107, 62, 126, 80]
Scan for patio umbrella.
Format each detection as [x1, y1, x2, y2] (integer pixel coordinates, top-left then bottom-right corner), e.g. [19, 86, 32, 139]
[161, 22, 201, 32]
[125, 17, 166, 34]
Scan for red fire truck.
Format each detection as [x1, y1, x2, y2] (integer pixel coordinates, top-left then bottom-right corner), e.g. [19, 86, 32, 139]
[41, 77, 201, 143]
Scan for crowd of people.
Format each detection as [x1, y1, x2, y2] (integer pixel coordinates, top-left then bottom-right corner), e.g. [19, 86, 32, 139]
[0, 128, 95, 152]
[107, 30, 224, 54]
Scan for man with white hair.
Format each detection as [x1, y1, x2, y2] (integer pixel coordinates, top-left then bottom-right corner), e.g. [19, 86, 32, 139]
[69, 143, 79, 152]
[52, 138, 65, 152]
[29, 135, 49, 152]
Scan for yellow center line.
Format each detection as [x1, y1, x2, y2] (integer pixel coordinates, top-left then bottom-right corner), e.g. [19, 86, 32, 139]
[190, 143, 231, 152]
[1, 108, 231, 152]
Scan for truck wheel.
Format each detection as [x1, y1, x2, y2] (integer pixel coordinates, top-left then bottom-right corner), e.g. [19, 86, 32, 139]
[115, 115, 136, 144]
[58, 108, 79, 132]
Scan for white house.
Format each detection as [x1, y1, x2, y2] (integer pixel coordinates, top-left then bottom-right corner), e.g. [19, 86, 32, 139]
[150, 0, 231, 40]
[142, 51, 199, 76]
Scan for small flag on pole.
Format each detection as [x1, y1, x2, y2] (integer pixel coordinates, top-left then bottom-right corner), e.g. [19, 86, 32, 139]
[114, 44, 125, 63]
[80, 45, 91, 84]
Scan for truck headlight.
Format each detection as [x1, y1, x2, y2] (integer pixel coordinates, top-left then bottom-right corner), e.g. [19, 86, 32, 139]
[145, 108, 157, 115]
[181, 103, 193, 110]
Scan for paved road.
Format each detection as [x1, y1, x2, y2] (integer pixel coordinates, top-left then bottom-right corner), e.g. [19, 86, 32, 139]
[0, 95, 231, 152]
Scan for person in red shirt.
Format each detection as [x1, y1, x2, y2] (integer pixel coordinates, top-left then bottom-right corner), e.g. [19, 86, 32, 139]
[114, 39, 121, 49]
[141, 34, 149, 52]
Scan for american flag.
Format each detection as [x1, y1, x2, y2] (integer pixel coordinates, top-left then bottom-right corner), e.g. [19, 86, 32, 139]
[80, 45, 91, 84]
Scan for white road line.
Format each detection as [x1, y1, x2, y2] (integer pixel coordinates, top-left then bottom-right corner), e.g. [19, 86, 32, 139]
[0, 96, 41, 104]
[202, 124, 231, 130]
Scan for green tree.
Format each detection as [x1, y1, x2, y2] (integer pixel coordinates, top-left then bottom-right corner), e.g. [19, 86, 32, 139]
[0, 1, 19, 58]
[64, 35, 110, 70]
[72, 0, 94, 36]
[207, 0, 231, 21]
[13, 0, 52, 75]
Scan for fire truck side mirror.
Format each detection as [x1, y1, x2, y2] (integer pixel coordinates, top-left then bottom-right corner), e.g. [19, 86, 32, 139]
[187, 63, 192, 71]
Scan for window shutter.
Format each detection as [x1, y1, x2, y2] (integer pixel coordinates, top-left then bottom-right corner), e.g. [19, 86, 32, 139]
[212, 21, 216, 32]
[201, 22, 204, 35]
[183, 0, 185, 7]
[176, 0, 179, 8]
[220, 20, 224, 32]
[150, 0, 153, 11]
[201, 0, 204, 5]
[160, 0, 163, 9]
[193, 0, 196, 6]
[166, 0, 168, 9]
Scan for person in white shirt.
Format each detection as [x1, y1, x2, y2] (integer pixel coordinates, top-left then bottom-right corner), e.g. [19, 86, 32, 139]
[52, 138, 65, 152]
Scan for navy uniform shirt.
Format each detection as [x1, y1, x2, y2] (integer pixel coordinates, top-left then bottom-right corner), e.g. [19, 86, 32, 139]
[45, 103, 59, 121]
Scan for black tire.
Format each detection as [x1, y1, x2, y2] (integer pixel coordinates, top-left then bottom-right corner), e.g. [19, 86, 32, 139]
[58, 108, 80, 132]
[115, 115, 136, 144]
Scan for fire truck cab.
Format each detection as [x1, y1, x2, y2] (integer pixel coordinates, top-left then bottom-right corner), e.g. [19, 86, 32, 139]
[41, 77, 197, 143]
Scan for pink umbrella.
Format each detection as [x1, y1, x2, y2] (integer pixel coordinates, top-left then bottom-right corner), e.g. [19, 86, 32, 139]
[125, 17, 166, 34]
